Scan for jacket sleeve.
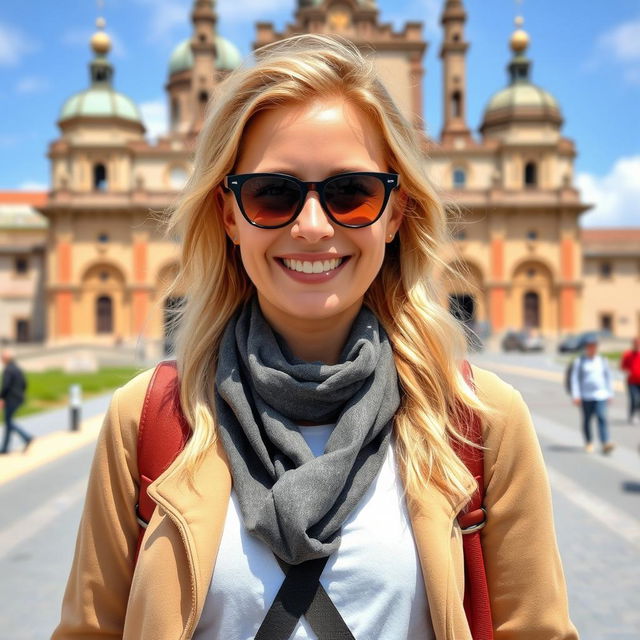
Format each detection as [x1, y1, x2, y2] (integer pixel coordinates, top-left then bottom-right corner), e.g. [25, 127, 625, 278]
[0, 367, 11, 399]
[52, 387, 140, 639]
[480, 382, 578, 639]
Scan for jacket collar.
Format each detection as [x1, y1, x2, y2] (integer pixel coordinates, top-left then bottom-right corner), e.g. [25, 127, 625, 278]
[148, 439, 470, 639]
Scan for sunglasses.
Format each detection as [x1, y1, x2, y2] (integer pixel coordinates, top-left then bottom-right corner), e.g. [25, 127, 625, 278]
[223, 171, 400, 229]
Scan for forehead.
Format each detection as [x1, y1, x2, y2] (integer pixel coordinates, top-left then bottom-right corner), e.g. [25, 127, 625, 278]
[235, 97, 387, 173]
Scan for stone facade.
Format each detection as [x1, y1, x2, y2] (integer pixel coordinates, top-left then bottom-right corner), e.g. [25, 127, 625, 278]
[582, 229, 640, 339]
[1, 0, 629, 346]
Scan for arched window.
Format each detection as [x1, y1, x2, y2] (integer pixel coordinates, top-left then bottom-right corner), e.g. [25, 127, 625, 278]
[453, 168, 466, 188]
[171, 98, 180, 129]
[96, 295, 113, 334]
[93, 164, 108, 191]
[451, 90, 462, 118]
[524, 161, 537, 187]
[523, 291, 540, 328]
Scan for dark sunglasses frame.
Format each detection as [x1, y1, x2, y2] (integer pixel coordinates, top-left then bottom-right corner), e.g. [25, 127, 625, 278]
[223, 171, 400, 229]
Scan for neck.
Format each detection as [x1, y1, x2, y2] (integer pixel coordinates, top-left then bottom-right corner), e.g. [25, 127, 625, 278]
[257, 295, 363, 365]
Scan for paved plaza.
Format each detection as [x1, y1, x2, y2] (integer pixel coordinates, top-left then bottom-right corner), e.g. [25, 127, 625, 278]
[0, 351, 638, 638]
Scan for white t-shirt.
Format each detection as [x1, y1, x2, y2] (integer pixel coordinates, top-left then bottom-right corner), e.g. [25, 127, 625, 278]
[194, 425, 434, 640]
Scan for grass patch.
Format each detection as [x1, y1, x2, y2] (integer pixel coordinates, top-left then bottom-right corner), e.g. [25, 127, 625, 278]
[16, 367, 143, 417]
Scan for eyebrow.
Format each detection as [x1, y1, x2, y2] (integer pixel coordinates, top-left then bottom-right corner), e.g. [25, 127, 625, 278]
[255, 167, 378, 178]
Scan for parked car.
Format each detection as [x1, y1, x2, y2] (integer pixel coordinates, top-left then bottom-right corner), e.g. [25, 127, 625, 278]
[501, 329, 544, 352]
[557, 330, 610, 353]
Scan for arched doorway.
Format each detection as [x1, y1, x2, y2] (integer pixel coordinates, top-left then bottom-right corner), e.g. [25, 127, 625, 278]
[96, 296, 113, 334]
[523, 291, 540, 328]
[80, 263, 126, 339]
[510, 261, 555, 333]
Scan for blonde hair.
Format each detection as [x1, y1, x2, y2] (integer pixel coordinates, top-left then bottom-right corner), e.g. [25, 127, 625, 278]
[166, 34, 488, 510]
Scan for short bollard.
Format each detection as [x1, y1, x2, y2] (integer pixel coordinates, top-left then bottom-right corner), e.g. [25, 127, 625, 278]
[69, 384, 82, 432]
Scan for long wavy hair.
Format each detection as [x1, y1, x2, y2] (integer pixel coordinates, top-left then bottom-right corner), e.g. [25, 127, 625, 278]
[165, 34, 489, 510]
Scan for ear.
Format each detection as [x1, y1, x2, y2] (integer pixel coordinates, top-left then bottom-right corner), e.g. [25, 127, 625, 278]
[386, 189, 407, 238]
[216, 186, 238, 243]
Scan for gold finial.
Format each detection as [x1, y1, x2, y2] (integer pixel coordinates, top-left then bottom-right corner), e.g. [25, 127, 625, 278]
[510, 15, 529, 53]
[91, 16, 111, 55]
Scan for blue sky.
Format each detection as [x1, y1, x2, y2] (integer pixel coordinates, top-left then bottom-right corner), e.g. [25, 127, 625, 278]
[0, 0, 638, 226]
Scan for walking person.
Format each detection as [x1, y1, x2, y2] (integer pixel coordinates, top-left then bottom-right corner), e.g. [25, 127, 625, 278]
[53, 35, 577, 639]
[0, 349, 33, 454]
[570, 334, 615, 454]
[620, 337, 640, 425]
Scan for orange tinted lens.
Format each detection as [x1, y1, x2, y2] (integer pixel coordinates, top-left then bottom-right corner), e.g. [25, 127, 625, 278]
[241, 177, 302, 226]
[324, 175, 384, 226]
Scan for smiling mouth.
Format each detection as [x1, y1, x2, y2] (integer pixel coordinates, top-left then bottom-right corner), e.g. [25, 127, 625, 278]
[279, 257, 348, 274]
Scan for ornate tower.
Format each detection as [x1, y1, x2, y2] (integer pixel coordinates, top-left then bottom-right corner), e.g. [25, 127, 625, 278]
[439, 0, 472, 145]
[166, 0, 242, 137]
[189, 0, 218, 132]
[255, 0, 426, 129]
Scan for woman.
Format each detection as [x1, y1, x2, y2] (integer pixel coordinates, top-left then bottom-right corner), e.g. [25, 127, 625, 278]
[53, 35, 577, 639]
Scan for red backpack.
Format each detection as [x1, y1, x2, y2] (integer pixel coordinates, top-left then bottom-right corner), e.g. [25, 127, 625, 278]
[135, 360, 493, 640]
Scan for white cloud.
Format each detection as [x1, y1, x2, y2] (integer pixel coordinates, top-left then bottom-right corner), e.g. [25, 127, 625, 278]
[590, 17, 640, 85]
[18, 181, 48, 191]
[133, 0, 190, 41]
[140, 99, 168, 141]
[0, 21, 37, 66]
[599, 18, 640, 62]
[15, 75, 49, 94]
[577, 156, 640, 227]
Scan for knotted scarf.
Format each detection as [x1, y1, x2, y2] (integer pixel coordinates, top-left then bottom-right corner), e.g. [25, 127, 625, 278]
[215, 297, 400, 565]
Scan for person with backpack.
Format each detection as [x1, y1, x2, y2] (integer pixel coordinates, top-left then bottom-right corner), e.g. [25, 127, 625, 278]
[0, 349, 32, 454]
[570, 334, 614, 454]
[53, 35, 576, 640]
[621, 337, 640, 425]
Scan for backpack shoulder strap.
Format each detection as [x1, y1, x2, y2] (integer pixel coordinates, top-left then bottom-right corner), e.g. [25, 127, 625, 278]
[455, 360, 494, 640]
[135, 360, 190, 559]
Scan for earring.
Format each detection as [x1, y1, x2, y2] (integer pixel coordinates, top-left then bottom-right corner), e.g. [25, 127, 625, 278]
[387, 233, 395, 242]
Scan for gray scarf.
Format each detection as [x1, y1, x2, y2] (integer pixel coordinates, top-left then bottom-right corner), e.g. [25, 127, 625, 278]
[215, 298, 400, 565]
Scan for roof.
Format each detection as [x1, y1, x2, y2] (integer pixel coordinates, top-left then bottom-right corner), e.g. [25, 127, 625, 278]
[0, 192, 49, 230]
[582, 228, 640, 257]
[59, 88, 143, 124]
[169, 35, 243, 75]
[0, 191, 48, 206]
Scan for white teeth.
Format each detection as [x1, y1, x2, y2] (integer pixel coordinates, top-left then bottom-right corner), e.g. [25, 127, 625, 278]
[282, 257, 343, 274]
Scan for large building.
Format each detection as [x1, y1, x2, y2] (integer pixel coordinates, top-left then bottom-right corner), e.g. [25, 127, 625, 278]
[2, 0, 634, 346]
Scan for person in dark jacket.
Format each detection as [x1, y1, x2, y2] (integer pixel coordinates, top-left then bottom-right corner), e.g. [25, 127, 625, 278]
[0, 349, 32, 454]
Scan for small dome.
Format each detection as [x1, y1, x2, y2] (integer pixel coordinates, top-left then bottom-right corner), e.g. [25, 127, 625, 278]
[485, 83, 559, 113]
[169, 35, 243, 75]
[59, 88, 143, 124]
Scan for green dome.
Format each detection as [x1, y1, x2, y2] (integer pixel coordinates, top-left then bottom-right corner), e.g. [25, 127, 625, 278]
[485, 83, 559, 113]
[169, 35, 243, 75]
[59, 87, 142, 123]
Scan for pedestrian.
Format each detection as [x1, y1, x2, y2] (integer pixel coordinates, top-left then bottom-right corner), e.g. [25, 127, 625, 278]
[620, 337, 640, 425]
[570, 334, 615, 454]
[0, 349, 33, 454]
[53, 35, 577, 639]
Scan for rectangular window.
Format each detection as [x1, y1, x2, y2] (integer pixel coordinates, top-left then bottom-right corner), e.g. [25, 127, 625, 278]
[599, 261, 613, 279]
[15, 319, 30, 343]
[14, 256, 28, 275]
[599, 313, 613, 335]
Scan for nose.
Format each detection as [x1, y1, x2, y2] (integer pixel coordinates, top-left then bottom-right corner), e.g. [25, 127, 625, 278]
[290, 192, 334, 242]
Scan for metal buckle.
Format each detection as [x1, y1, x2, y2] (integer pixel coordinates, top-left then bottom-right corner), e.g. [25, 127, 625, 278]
[460, 506, 487, 535]
[135, 504, 149, 529]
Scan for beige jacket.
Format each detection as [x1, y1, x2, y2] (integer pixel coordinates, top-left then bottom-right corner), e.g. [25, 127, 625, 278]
[52, 365, 578, 640]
